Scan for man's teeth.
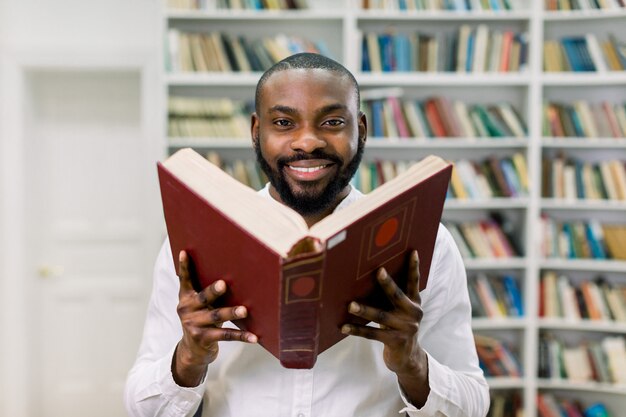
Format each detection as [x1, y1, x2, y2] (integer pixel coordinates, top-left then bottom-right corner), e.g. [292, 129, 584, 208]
[289, 165, 327, 173]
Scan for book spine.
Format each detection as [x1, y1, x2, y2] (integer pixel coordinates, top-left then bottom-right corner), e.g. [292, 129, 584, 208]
[279, 251, 325, 369]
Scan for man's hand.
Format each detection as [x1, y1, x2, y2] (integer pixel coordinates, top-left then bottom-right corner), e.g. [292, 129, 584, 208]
[173, 250, 258, 387]
[341, 250, 430, 407]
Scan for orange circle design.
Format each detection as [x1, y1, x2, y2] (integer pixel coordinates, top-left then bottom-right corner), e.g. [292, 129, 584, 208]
[291, 276, 316, 298]
[375, 217, 399, 248]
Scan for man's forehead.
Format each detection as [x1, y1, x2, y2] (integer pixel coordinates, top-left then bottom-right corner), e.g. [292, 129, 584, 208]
[260, 68, 357, 106]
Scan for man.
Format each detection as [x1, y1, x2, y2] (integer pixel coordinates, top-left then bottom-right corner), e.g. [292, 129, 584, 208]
[125, 53, 489, 417]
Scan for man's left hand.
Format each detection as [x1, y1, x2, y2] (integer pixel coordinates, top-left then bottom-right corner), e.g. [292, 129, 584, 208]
[342, 250, 430, 407]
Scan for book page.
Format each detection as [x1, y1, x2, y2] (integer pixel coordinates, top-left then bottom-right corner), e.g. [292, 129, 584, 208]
[163, 148, 309, 256]
[310, 155, 450, 241]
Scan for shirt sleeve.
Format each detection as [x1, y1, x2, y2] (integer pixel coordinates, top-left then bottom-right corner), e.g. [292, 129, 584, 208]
[400, 224, 490, 417]
[124, 239, 206, 417]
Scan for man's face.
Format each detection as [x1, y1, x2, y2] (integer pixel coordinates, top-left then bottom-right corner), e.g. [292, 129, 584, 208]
[252, 68, 366, 216]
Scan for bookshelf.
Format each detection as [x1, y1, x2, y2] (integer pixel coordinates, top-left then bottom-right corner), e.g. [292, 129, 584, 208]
[159, 1, 626, 416]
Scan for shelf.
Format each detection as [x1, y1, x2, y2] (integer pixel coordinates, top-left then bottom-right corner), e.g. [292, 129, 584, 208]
[541, 72, 626, 86]
[538, 319, 626, 334]
[537, 379, 626, 395]
[166, 73, 261, 86]
[356, 72, 531, 86]
[543, 9, 626, 21]
[473, 317, 528, 330]
[445, 198, 530, 210]
[542, 138, 626, 149]
[539, 258, 626, 273]
[355, 10, 532, 21]
[363, 138, 527, 148]
[166, 9, 345, 21]
[463, 258, 527, 270]
[160, 5, 626, 414]
[486, 376, 527, 389]
[540, 199, 626, 211]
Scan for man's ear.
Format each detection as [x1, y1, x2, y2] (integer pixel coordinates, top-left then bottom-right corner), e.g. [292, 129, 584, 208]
[251, 112, 260, 145]
[358, 111, 367, 144]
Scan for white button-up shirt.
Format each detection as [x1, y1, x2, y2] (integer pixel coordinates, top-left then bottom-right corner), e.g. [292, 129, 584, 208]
[124, 186, 489, 417]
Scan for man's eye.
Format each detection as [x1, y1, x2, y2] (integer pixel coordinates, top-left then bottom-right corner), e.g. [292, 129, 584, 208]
[324, 119, 344, 127]
[274, 119, 292, 127]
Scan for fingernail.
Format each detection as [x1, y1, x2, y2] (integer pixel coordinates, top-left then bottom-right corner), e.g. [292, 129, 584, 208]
[235, 306, 246, 318]
[377, 268, 388, 281]
[179, 251, 186, 262]
[349, 302, 360, 314]
[214, 280, 225, 292]
[341, 324, 351, 334]
[248, 334, 258, 343]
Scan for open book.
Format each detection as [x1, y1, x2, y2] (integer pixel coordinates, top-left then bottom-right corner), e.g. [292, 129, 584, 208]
[157, 148, 452, 368]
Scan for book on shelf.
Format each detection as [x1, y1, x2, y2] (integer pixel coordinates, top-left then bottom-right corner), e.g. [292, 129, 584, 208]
[157, 148, 452, 368]
[361, 0, 517, 11]
[360, 25, 527, 73]
[474, 333, 522, 378]
[445, 216, 520, 259]
[546, 0, 626, 10]
[543, 33, 625, 73]
[167, 29, 332, 73]
[469, 273, 524, 318]
[361, 94, 528, 139]
[539, 332, 626, 384]
[540, 217, 626, 261]
[543, 100, 626, 138]
[168, 0, 310, 10]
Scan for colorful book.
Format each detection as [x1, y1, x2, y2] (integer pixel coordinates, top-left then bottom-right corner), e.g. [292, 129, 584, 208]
[157, 148, 452, 369]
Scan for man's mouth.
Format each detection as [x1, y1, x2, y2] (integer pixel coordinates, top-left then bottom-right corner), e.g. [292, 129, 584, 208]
[284, 160, 335, 181]
[288, 164, 329, 173]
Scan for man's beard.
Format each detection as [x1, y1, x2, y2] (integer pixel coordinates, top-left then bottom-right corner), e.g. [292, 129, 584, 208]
[254, 137, 365, 216]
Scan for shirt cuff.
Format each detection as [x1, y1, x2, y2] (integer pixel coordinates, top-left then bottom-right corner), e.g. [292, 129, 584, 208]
[398, 352, 460, 416]
[157, 345, 206, 414]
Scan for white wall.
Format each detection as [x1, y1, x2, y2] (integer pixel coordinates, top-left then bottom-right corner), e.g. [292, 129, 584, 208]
[0, 1, 160, 415]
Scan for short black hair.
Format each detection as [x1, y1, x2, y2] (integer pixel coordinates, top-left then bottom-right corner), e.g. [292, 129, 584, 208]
[254, 52, 360, 113]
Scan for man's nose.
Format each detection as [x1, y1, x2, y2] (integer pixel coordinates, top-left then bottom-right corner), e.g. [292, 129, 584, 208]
[290, 126, 327, 153]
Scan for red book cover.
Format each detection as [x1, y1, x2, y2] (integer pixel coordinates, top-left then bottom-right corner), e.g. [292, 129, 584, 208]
[157, 148, 452, 369]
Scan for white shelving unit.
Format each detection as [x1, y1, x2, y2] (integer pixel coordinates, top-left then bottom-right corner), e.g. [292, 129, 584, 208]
[159, 1, 626, 415]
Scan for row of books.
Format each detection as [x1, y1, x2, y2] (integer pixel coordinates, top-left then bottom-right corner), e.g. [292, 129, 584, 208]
[487, 391, 522, 417]
[469, 273, 525, 318]
[475, 333, 523, 377]
[538, 333, 626, 385]
[543, 33, 626, 72]
[537, 393, 614, 417]
[545, 0, 626, 10]
[543, 100, 626, 138]
[362, 95, 527, 138]
[168, 97, 253, 138]
[362, 0, 518, 11]
[446, 216, 522, 259]
[167, 0, 308, 10]
[350, 155, 527, 198]
[542, 157, 626, 201]
[540, 272, 626, 322]
[540, 217, 626, 260]
[450, 154, 529, 200]
[361, 26, 528, 73]
[166, 29, 330, 73]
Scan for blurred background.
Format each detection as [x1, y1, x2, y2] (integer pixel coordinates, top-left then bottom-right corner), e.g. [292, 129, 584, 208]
[0, 1, 165, 416]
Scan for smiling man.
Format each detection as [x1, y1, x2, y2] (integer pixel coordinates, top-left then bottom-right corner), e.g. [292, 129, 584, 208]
[125, 53, 489, 417]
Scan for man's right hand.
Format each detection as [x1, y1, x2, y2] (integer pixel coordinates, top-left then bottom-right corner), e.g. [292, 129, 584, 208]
[173, 250, 258, 387]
